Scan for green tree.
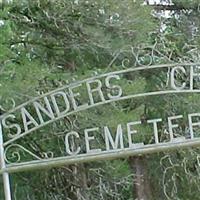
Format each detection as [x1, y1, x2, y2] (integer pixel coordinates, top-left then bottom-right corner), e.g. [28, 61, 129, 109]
[1, 0, 200, 200]
[0, 1, 156, 199]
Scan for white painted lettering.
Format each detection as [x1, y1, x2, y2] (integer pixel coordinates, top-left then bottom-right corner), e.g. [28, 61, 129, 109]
[69, 84, 88, 110]
[104, 124, 124, 150]
[51, 91, 70, 117]
[171, 66, 186, 90]
[188, 113, 200, 139]
[33, 97, 54, 124]
[21, 107, 39, 132]
[65, 131, 81, 155]
[105, 75, 122, 99]
[168, 115, 183, 141]
[1, 114, 22, 138]
[127, 121, 144, 148]
[84, 127, 101, 153]
[190, 66, 200, 90]
[147, 118, 162, 144]
[86, 79, 105, 105]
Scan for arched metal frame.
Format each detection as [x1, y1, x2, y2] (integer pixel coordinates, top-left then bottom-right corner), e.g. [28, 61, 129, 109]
[1, 62, 200, 200]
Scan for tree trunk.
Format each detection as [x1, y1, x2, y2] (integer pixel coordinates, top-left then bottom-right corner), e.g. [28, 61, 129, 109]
[73, 164, 89, 200]
[129, 156, 153, 200]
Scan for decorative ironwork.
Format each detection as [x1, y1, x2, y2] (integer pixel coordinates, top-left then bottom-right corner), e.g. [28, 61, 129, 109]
[0, 63, 200, 147]
[4, 144, 42, 164]
[0, 62, 200, 175]
[4, 144, 54, 164]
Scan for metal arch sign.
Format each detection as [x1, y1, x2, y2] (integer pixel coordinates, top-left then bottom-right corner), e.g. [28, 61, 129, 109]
[1, 63, 200, 199]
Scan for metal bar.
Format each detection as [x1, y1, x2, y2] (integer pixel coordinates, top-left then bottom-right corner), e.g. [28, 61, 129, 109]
[1, 138, 200, 174]
[1, 62, 200, 120]
[0, 124, 12, 200]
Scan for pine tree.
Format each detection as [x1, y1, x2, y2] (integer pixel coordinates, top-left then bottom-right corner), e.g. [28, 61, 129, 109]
[1, 0, 200, 199]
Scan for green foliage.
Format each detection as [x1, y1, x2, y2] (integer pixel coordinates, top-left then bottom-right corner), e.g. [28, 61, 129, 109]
[173, 0, 200, 9]
[1, 0, 200, 200]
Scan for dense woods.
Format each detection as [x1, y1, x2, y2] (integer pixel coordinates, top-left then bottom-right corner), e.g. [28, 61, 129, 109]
[1, 0, 200, 199]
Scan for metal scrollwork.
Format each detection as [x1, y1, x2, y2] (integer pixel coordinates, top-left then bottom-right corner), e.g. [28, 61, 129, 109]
[1, 98, 16, 111]
[122, 58, 130, 68]
[113, 43, 174, 69]
[118, 45, 155, 69]
[41, 151, 54, 159]
[4, 144, 42, 164]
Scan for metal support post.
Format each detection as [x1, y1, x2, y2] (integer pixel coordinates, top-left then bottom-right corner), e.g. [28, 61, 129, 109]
[0, 123, 12, 200]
